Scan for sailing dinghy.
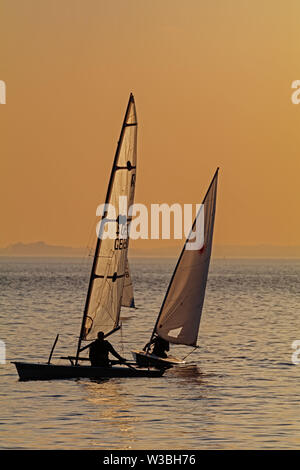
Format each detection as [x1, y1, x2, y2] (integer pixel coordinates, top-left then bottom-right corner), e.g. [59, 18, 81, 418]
[13, 94, 164, 381]
[132, 168, 219, 369]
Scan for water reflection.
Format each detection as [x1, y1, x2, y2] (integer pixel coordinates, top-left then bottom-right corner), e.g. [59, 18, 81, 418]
[81, 379, 138, 449]
[167, 364, 204, 383]
[2, 258, 300, 449]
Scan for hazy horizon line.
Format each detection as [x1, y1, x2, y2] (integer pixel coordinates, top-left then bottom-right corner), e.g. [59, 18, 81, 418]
[0, 241, 300, 259]
[1, 240, 300, 248]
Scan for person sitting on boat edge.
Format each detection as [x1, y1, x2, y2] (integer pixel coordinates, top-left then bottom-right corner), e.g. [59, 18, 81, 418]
[143, 335, 169, 358]
[89, 331, 126, 367]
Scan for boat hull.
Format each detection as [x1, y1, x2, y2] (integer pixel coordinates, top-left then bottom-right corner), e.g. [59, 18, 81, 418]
[132, 350, 185, 369]
[12, 361, 164, 381]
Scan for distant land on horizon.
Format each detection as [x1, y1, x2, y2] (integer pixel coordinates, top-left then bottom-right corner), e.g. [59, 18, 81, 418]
[0, 241, 300, 259]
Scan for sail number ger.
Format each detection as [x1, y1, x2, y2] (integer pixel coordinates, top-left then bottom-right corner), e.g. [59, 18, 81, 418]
[114, 238, 128, 250]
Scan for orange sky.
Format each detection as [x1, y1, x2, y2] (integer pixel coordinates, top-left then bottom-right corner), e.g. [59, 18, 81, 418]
[1, 0, 300, 250]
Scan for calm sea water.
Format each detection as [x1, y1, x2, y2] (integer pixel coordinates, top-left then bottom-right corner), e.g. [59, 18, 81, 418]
[0, 256, 299, 449]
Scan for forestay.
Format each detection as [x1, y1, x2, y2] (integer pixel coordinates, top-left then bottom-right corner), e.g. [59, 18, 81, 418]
[80, 94, 137, 341]
[154, 169, 218, 346]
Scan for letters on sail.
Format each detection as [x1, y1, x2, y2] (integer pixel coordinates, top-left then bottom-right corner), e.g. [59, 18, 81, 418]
[121, 259, 135, 308]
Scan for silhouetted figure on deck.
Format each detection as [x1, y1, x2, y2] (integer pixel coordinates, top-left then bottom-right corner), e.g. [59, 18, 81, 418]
[89, 331, 126, 367]
[143, 335, 169, 358]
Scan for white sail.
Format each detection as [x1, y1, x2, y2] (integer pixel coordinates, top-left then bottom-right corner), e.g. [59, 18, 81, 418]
[154, 169, 218, 346]
[121, 259, 135, 308]
[80, 94, 137, 341]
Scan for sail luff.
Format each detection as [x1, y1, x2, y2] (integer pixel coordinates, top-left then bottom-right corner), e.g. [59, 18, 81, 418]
[149, 168, 219, 348]
[75, 94, 136, 360]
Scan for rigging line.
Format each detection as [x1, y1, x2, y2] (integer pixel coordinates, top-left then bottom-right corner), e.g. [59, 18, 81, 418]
[182, 347, 199, 361]
[85, 211, 100, 252]
[120, 323, 125, 354]
[76, 215, 99, 325]
[52, 238, 92, 359]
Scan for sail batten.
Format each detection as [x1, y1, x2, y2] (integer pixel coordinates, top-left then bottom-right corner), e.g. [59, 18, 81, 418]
[153, 168, 218, 347]
[77, 95, 137, 346]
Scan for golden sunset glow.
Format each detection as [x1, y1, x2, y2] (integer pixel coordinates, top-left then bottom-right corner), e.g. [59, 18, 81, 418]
[1, 1, 300, 253]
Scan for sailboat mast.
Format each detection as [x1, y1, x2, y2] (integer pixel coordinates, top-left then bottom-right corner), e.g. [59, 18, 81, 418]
[75, 94, 135, 364]
[147, 167, 219, 350]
